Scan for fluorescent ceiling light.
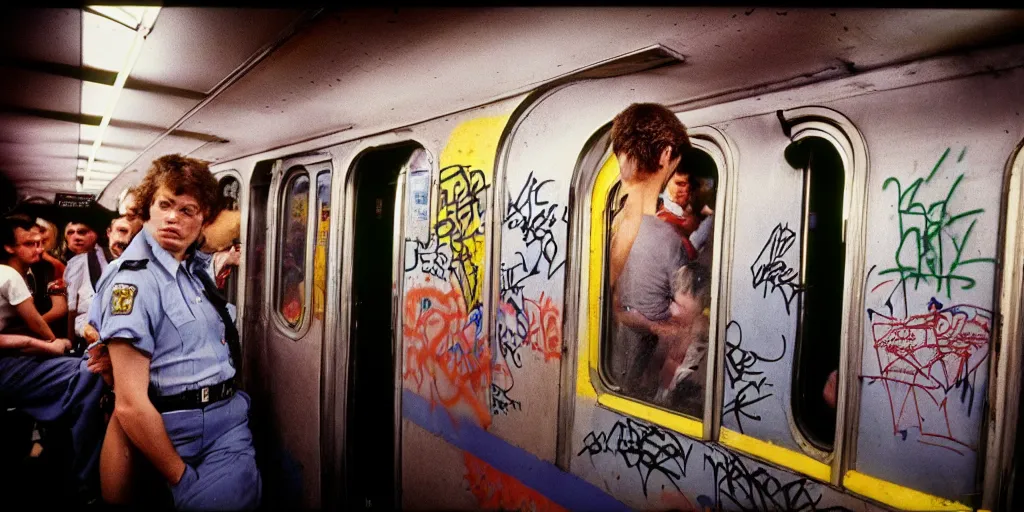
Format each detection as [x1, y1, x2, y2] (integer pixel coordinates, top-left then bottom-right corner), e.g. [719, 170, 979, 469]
[81, 5, 161, 187]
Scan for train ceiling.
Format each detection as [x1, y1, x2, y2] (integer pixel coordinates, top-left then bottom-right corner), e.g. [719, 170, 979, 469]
[1, 7, 1023, 200]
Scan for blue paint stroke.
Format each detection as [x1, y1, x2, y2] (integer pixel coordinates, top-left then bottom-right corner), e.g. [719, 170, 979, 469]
[402, 389, 630, 512]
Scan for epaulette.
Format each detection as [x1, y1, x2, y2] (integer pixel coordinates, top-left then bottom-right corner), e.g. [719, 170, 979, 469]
[120, 259, 149, 271]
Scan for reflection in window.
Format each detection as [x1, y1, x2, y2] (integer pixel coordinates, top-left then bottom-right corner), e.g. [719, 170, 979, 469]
[312, 171, 331, 320]
[216, 176, 242, 304]
[278, 172, 310, 329]
[602, 148, 719, 419]
[219, 176, 241, 211]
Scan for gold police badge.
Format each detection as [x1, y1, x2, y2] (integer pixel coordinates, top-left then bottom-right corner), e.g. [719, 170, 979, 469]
[111, 283, 138, 315]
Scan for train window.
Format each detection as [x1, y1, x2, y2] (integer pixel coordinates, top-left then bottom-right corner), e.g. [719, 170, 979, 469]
[219, 175, 241, 211]
[276, 170, 311, 329]
[217, 174, 242, 305]
[787, 136, 845, 451]
[311, 171, 331, 320]
[601, 147, 719, 421]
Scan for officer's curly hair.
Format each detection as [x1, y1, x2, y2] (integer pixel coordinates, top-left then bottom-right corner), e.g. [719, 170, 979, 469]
[134, 154, 221, 223]
[611, 103, 691, 174]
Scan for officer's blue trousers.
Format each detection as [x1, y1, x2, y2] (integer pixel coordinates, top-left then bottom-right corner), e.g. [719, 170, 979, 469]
[165, 390, 261, 511]
[0, 355, 105, 489]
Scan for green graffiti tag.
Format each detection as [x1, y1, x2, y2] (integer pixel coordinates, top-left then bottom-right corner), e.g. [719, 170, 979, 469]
[879, 147, 995, 298]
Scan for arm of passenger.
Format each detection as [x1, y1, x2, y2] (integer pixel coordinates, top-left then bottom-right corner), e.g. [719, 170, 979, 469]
[0, 333, 71, 356]
[107, 340, 187, 485]
[689, 214, 714, 251]
[41, 293, 67, 325]
[15, 298, 56, 341]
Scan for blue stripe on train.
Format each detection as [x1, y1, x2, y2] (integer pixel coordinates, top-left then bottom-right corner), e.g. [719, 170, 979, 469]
[401, 389, 630, 512]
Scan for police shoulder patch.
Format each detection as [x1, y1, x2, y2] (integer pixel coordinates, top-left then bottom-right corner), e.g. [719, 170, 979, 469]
[111, 283, 138, 316]
[120, 259, 149, 271]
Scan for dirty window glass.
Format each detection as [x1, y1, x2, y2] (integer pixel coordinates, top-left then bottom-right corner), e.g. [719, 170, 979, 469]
[277, 171, 310, 329]
[603, 148, 719, 419]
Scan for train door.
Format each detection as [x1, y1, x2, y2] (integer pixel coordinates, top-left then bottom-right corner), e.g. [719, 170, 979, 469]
[250, 156, 333, 509]
[342, 142, 418, 510]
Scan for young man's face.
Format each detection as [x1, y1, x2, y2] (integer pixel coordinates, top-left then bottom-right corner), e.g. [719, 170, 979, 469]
[65, 223, 98, 255]
[120, 192, 144, 234]
[665, 173, 691, 207]
[147, 185, 206, 257]
[107, 217, 141, 258]
[4, 227, 43, 266]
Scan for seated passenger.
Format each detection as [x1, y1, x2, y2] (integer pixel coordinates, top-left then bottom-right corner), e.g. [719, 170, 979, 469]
[607, 103, 691, 396]
[0, 215, 106, 505]
[35, 217, 66, 276]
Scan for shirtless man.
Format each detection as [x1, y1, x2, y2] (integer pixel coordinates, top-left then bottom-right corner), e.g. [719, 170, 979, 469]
[607, 103, 692, 395]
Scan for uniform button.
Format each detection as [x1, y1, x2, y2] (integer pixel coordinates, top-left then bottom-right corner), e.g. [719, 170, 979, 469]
[195, 297, 202, 303]
[221, 338, 226, 345]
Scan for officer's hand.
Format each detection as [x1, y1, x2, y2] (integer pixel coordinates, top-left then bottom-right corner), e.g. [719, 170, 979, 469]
[50, 338, 73, 356]
[87, 344, 114, 386]
[83, 323, 100, 344]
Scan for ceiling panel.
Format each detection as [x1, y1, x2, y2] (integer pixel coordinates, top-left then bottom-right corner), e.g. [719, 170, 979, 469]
[111, 87, 203, 128]
[130, 8, 307, 94]
[0, 9, 80, 66]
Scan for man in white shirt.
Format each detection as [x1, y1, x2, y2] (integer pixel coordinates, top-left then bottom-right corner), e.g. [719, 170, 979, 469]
[1, 214, 105, 504]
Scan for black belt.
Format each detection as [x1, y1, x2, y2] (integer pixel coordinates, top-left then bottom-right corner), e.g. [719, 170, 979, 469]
[150, 379, 237, 413]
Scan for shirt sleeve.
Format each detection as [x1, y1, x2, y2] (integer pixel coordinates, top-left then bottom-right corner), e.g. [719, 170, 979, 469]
[689, 215, 714, 252]
[64, 255, 85, 310]
[0, 267, 32, 306]
[92, 269, 157, 357]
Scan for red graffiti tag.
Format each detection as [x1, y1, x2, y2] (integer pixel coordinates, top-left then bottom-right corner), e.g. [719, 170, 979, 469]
[523, 293, 562, 361]
[869, 301, 991, 454]
[404, 283, 491, 428]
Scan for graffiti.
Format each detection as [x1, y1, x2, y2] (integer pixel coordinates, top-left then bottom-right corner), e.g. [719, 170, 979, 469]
[437, 164, 490, 310]
[404, 236, 453, 280]
[490, 359, 521, 416]
[403, 284, 492, 427]
[751, 223, 802, 314]
[880, 147, 995, 298]
[505, 171, 568, 282]
[704, 447, 851, 512]
[463, 452, 567, 512]
[722, 321, 786, 434]
[865, 298, 992, 454]
[577, 417, 693, 497]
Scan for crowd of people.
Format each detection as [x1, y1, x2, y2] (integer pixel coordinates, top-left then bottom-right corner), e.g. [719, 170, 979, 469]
[607, 103, 718, 416]
[0, 154, 253, 509]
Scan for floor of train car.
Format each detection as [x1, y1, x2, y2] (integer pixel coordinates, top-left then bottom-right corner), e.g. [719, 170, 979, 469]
[0, 413, 84, 508]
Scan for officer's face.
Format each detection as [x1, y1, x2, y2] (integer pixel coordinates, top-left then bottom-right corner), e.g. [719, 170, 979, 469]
[148, 186, 205, 260]
[107, 217, 140, 258]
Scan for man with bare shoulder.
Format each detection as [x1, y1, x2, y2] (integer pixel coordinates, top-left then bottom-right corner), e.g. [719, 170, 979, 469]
[607, 103, 692, 396]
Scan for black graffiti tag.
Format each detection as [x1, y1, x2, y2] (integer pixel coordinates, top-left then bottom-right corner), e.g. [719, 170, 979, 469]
[577, 417, 693, 497]
[722, 321, 786, 434]
[704, 446, 852, 512]
[751, 223, 802, 314]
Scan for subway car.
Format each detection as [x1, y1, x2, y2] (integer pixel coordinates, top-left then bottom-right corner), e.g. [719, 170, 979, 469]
[4, 7, 1024, 511]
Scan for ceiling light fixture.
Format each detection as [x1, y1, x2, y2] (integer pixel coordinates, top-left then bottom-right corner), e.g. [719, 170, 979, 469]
[81, 5, 160, 190]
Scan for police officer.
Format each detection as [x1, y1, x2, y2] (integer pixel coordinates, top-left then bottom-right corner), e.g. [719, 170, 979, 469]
[89, 154, 260, 510]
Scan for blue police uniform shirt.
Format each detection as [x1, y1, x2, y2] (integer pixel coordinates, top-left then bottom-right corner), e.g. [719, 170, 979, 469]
[89, 228, 235, 396]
